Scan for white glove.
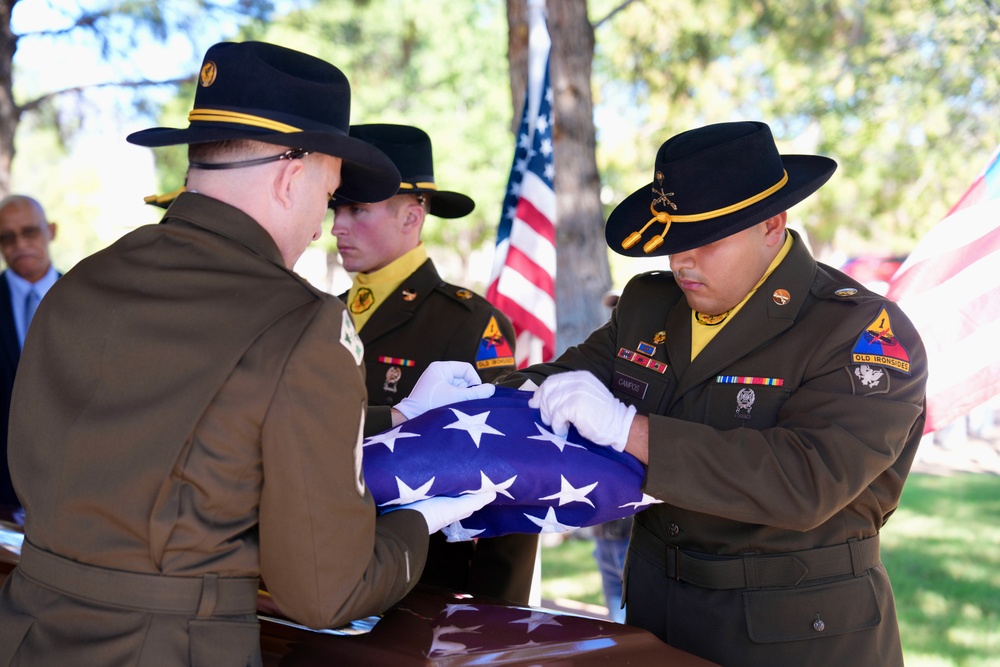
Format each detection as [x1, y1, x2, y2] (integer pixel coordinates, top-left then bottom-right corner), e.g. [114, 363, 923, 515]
[528, 370, 636, 452]
[394, 361, 496, 420]
[405, 491, 497, 534]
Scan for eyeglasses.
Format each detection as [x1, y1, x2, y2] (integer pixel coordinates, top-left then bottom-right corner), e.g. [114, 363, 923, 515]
[0, 225, 46, 247]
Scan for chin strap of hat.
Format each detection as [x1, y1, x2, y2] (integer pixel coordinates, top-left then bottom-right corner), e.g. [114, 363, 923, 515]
[189, 148, 311, 171]
[622, 170, 789, 254]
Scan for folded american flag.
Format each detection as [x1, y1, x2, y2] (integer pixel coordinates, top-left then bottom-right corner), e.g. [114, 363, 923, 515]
[363, 387, 658, 541]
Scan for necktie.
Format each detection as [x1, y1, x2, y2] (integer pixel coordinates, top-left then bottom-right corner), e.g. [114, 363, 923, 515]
[24, 287, 40, 329]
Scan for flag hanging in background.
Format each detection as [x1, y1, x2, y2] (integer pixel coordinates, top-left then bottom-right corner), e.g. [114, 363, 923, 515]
[363, 388, 657, 540]
[886, 146, 1000, 434]
[486, 2, 557, 368]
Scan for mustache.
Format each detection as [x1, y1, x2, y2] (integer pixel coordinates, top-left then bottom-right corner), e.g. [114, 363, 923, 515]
[673, 269, 705, 283]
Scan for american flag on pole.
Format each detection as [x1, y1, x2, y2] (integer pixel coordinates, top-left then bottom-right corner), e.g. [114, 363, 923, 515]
[486, 2, 556, 368]
[886, 146, 1000, 433]
[363, 388, 657, 540]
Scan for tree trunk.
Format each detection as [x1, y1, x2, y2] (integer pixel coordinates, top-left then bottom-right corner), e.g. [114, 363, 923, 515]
[546, 0, 611, 354]
[506, 0, 529, 134]
[0, 0, 18, 197]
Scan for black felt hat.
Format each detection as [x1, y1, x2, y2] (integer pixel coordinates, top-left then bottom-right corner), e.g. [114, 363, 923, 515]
[126, 41, 400, 203]
[606, 121, 836, 256]
[331, 124, 475, 218]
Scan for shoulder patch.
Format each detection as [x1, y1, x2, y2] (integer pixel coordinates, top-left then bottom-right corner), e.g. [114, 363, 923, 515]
[850, 306, 911, 374]
[340, 310, 364, 366]
[475, 315, 516, 370]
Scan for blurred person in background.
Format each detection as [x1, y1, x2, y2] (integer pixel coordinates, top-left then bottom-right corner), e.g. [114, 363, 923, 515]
[0, 194, 59, 524]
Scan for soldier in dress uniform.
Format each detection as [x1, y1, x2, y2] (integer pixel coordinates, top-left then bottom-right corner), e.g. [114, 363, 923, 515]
[505, 120, 927, 666]
[0, 42, 494, 667]
[331, 124, 537, 604]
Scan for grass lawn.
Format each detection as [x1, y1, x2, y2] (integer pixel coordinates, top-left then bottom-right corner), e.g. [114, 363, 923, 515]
[540, 473, 1000, 666]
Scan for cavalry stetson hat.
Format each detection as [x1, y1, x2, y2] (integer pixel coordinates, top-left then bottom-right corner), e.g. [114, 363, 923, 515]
[127, 41, 400, 203]
[332, 124, 475, 218]
[606, 121, 836, 256]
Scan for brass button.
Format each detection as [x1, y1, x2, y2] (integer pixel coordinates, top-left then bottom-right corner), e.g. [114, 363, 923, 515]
[813, 617, 826, 632]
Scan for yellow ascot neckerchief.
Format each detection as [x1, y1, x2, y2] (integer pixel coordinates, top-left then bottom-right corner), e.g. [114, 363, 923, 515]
[347, 244, 428, 332]
[690, 232, 793, 359]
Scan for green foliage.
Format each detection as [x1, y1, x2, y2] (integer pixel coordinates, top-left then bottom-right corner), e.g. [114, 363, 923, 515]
[594, 0, 1000, 259]
[5, 0, 278, 262]
[540, 534, 604, 606]
[255, 0, 514, 283]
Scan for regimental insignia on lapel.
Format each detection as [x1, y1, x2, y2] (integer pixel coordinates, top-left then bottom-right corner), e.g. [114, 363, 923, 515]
[652, 331, 667, 345]
[401, 289, 417, 301]
[456, 289, 473, 300]
[851, 306, 911, 374]
[351, 287, 375, 314]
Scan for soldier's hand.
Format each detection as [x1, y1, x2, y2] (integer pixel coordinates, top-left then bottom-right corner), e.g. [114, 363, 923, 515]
[394, 361, 496, 420]
[404, 491, 497, 534]
[529, 370, 636, 452]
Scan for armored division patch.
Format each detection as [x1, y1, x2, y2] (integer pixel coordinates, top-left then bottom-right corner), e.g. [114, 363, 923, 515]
[851, 307, 911, 374]
[475, 316, 516, 370]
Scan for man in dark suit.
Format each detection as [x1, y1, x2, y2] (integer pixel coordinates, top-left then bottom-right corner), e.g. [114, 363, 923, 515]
[0, 42, 494, 666]
[331, 124, 537, 604]
[506, 121, 927, 665]
[0, 194, 59, 519]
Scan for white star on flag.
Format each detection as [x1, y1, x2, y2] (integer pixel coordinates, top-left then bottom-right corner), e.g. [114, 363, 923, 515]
[529, 423, 586, 451]
[441, 521, 486, 542]
[362, 425, 419, 453]
[539, 475, 598, 507]
[524, 506, 580, 534]
[380, 476, 435, 507]
[461, 470, 517, 499]
[443, 408, 504, 447]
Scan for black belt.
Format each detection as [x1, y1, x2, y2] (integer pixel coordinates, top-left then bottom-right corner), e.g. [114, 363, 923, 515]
[631, 521, 881, 590]
[17, 540, 259, 616]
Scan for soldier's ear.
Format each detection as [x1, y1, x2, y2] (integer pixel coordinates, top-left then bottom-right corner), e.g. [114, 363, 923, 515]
[403, 203, 425, 230]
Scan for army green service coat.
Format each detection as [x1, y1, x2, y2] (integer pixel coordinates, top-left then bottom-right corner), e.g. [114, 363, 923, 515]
[0, 193, 428, 667]
[505, 231, 927, 666]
